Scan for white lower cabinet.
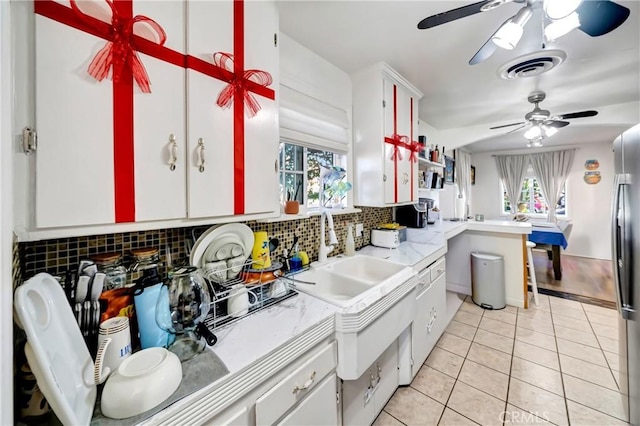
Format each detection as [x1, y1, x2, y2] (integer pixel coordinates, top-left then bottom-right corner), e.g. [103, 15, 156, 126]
[278, 374, 339, 426]
[256, 341, 338, 425]
[199, 339, 338, 426]
[411, 257, 447, 379]
[342, 340, 399, 426]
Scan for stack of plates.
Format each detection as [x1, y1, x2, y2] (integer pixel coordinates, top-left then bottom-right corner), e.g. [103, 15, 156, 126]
[190, 224, 254, 270]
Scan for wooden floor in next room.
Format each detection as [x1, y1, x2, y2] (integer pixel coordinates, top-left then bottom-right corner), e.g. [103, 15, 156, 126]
[532, 250, 615, 307]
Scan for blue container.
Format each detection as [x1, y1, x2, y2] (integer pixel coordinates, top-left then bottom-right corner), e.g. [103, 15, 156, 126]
[133, 282, 175, 349]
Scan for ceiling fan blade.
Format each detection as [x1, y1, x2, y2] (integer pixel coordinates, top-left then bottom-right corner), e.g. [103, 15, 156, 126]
[469, 16, 512, 65]
[506, 124, 528, 134]
[547, 120, 570, 128]
[418, 1, 492, 30]
[490, 121, 526, 130]
[557, 110, 599, 120]
[577, 1, 630, 37]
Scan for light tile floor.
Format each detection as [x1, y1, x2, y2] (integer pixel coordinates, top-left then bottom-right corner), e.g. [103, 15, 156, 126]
[375, 294, 628, 426]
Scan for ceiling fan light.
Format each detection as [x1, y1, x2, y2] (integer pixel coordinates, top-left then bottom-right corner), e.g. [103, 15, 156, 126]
[544, 0, 583, 20]
[492, 6, 532, 50]
[492, 22, 523, 50]
[545, 12, 581, 41]
[542, 125, 558, 137]
[524, 125, 542, 139]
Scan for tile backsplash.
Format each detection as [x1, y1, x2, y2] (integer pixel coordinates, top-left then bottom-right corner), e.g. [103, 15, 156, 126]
[17, 207, 393, 283]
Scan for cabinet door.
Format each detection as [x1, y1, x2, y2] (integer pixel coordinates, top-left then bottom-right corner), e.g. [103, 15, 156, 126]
[242, 1, 279, 216]
[277, 374, 338, 426]
[342, 366, 376, 426]
[34, 0, 185, 227]
[373, 339, 399, 413]
[186, 0, 234, 218]
[382, 78, 412, 204]
[186, 0, 278, 219]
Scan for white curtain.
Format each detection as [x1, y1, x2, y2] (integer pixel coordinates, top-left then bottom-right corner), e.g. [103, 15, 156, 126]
[529, 149, 575, 222]
[494, 155, 530, 214]
[455, 150, 472, 218]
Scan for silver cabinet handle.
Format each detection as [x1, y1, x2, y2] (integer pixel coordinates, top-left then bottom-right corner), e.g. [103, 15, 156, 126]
[167, 134, 178, 171]
[402, 172, 409, 184]
[292, 371, 316, 394]
[197, 138, 205, 173]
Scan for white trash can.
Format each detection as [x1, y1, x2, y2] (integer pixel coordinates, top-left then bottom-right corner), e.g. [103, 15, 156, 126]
[471, 252, 506, 310]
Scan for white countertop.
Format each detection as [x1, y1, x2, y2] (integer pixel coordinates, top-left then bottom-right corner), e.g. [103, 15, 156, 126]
[358, 234, 446, 271]
[141, 293, 337, 424]
[212, 292, 338, 373]
[410, 219, 531, 239]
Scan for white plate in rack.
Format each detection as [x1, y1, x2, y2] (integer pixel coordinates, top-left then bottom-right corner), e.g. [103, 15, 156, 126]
[14, 273, 97, 426]
[190, 223, 254, 269]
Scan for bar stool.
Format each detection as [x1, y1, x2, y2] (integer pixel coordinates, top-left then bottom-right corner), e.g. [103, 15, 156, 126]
[526, 241, 539, 305]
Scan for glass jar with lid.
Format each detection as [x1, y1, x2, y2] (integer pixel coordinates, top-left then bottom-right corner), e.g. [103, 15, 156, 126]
[91, 252, 128, 290]
[130, 247, 161, 273]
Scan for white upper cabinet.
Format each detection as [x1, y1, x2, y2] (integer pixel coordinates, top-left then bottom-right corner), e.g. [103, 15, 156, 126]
[18, 0, 278, 237]
[352, 63, 423, 206]
[34, 0, 186, 228]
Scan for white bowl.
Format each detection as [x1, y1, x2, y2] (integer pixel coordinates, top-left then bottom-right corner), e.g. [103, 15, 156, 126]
[101, 347, 182, 419]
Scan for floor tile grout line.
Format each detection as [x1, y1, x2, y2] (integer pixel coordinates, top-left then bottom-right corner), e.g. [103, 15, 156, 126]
[583, 306, 623, 391]
[563, 396, 631, 424]
[380, 409, 407, 426]
[550, 299, 573, 424]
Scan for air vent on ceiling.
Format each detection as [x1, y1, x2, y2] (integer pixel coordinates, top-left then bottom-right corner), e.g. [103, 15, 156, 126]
[497, 50, 567, 80]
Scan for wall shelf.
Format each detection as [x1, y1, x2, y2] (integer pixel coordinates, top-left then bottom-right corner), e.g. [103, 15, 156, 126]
[418, 158, 445, 168]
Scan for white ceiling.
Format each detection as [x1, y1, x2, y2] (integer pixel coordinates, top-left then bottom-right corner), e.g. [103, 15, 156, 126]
[277, 0, 640, 152]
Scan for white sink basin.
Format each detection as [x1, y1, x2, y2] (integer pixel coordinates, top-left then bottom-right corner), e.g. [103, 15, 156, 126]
[287, 255, 408, 308]
[321, 255, 406, 284]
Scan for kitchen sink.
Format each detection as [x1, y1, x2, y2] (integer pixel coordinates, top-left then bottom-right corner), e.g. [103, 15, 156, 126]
[286, 255, 408, 308]
[321, 255, 406, 285]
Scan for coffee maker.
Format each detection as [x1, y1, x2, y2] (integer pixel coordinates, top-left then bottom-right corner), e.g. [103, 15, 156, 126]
[422, 198, 437, 224]
[396, 198, 437, 228]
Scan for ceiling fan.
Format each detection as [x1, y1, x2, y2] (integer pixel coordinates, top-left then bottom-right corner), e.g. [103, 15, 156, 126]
[489, 91, 598, 146]
[417, 0, 631, 65]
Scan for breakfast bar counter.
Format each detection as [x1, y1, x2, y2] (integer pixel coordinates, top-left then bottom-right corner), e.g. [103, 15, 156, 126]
[406, 220, 532, 308]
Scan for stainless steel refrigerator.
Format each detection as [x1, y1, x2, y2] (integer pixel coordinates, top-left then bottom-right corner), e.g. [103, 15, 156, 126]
[613, 123, 640, 426]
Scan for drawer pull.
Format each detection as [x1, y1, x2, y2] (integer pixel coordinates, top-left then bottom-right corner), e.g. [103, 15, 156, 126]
[292, 371, 316, 394]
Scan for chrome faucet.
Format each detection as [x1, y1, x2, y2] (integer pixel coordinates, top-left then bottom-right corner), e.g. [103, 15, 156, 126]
[318, 210, 339, 262]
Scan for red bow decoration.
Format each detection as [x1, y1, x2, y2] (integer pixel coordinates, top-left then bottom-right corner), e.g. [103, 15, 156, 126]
[70, 0, 167, 93]
[213, 52, 274, 118]
[408, 141, 424, 162]
[384, 133, 409, 161]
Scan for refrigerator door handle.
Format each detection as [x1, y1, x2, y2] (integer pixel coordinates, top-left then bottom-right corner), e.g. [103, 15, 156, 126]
[612, 173, 634, 320]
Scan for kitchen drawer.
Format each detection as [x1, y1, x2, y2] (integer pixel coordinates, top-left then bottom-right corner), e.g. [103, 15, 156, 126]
[276, 374, 338, 426]
[430, 257, 446, 282]
[415, 266, 431, 294]
[255, 341, 337, 426]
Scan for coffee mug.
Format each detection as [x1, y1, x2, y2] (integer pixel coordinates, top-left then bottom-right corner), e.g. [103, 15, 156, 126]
[227, 284, 258, 318]
[94, 317, 132, 384]
[251, 231, 271, 269]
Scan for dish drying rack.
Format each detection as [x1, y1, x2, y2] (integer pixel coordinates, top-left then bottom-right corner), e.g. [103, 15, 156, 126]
[201, 258, 297, 333]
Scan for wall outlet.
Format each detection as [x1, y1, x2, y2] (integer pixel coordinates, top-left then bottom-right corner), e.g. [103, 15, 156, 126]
[355, 223, 364, 237]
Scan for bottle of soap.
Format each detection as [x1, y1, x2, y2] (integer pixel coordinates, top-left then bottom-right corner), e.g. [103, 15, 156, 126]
[345, 223, 355, 256]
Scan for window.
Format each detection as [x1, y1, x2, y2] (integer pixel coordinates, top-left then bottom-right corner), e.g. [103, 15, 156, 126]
[279, 142, 347, 209]
[502, 177, 566, 216]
